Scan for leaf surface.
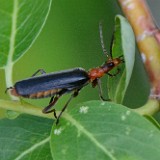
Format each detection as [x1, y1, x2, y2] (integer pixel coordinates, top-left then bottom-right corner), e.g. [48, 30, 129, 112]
[108, 15, 135, 103]
[0, 0, 52, 68]
[0, 115, 53, 160]
[51, 101, 160, 160]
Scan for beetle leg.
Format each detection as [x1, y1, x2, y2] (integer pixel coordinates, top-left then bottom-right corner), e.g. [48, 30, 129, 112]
[42, 95, 60, 117]
[56, 89, 80, 125]
[97, 78, 110, 101]
[91, 79, 98, 88]
[32, 69, 46, 77]
[107, 68, 120, 77]
[42, 89, 68, 119]
[5, 87, 13, 93]
[49, 96, 55, 104]
[118, 55, 125, 62]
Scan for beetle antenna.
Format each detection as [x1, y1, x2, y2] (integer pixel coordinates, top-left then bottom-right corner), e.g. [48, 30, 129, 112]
[109, 34, 114, 59]
[99, 22, 111, 59]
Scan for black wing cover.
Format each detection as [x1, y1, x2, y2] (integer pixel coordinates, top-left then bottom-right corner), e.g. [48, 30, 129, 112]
[15, 68, 89, 95]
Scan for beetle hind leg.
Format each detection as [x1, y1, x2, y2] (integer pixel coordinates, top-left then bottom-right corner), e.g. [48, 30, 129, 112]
[42, 89, 68, 120]
[42, 89, 81, 125]
[42, 95, 60, 119]
[56, 89, 80, 125]
[49, 95, 55, 104]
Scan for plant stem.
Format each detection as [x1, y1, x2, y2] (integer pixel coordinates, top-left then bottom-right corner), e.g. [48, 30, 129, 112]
[0, 98, 159, 120]
[0, 99, 56, 119]
[4, 63, 19, 100]
[133, 99, 160, 116]
[118, 0, 160, 99]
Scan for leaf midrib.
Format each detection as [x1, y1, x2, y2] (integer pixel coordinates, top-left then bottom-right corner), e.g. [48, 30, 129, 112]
[7, 0, 18, 65]
[64, 113, 117, 160]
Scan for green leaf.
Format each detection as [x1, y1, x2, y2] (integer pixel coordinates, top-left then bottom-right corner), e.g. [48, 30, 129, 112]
[144, 115, 160, 130]
[5, 110, 20, 119]
[108, 15, 135, 103]
[51, 101, 160, 160]
[0, 108, 6, 119]
[0, 115, 53, 160]
[0, 0, 52, 68]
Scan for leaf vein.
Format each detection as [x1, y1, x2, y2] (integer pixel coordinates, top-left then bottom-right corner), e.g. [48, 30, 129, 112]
[0, 9, 11, 17]
[64, 113, 117, 160]
[14, 136, 50, 160]
[7, 0, 18, 65]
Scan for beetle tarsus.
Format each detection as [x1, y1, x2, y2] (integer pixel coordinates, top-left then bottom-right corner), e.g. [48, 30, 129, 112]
[99, 95, 110, 101]
[42, 96, 60, 114]
[53, 109, 58, 119]
[96, 78, 110, 101]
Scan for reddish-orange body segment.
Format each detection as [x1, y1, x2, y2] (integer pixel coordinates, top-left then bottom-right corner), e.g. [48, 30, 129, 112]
[88, 58, 122, 81]
[88, 68, 105, 80]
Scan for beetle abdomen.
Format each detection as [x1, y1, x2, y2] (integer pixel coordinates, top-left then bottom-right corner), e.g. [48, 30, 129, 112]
[10, 88, 63, 99]
[25, 88, 62, 99]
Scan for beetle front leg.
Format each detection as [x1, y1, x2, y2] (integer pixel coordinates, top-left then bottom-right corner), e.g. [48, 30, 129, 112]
[32, 69, 46, 77]
[107, 68, 120, 77]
